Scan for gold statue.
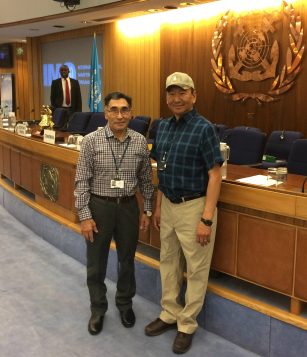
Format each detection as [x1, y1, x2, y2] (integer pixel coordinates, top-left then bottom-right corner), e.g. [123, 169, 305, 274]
[39, 105, 54, 130]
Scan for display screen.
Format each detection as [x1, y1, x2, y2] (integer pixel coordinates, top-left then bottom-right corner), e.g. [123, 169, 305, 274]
[41, 35, 102, 112]
[0, 44, 13, 68]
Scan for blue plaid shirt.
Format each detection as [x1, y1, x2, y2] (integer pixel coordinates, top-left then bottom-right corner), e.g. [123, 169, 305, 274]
[151, 108, 223, 200]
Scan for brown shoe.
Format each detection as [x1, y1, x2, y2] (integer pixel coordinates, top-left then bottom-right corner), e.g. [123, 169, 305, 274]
[172, 332, 194, 354]
[145, 318, 177, 336]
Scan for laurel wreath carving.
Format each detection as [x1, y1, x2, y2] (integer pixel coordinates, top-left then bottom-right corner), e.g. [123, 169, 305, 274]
[211, 1, 304, 103]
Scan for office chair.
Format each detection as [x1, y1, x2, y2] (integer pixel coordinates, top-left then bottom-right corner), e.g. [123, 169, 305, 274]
[213, 124, 228, 141]
[133, 116, 151, 133]
[66, 112, 92, 134]
[84, 112, 107, 134]
[287, 139, 307, 176]
[147, 118, 162, 143]
[233, 126, 262, 132]
[260, 130, 304, 169]
[225, 128, 266, 165]
[128, 117, 149, 136]
[52, 108, 69, 130]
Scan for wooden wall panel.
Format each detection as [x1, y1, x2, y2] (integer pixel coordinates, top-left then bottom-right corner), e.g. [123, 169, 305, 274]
[20, 152, 33, 192]
[10, 148, 21, 185]
[160, 0, 307, 136]
[294, 228, 307, 301]
[4, 0, 307, 136]
[237, 215, 295, 295]
[103, 22, 160, 119]
[2, 145, 11, 179]
[211, 209, 237, 275]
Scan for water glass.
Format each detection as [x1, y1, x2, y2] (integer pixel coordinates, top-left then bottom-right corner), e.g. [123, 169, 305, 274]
[276, 167, 288, 184]
[267, 167, 277, 182]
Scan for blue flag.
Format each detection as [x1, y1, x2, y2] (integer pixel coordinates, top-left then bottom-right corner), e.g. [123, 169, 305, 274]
[88, 34, 102, 112]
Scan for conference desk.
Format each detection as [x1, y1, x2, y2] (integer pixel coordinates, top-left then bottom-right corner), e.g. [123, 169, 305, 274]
[0, 128, 306, 314]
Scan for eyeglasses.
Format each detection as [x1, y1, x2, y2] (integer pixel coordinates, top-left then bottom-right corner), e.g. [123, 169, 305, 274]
[106, 107, 131, 116]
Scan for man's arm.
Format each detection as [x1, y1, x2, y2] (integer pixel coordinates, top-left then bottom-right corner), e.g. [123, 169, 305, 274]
[196, 164, 222, 246]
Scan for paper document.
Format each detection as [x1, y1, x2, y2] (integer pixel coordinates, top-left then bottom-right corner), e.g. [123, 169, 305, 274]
[236, 175, 281, 187]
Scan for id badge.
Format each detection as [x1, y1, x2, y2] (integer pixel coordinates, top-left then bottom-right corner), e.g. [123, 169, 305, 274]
[157, 160, 167, 171]
[157, 152, 167, 171]
[110, 179, 125, 189]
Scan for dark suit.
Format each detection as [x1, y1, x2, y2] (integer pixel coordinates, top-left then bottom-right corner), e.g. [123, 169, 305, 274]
[50, 77, 82, 113]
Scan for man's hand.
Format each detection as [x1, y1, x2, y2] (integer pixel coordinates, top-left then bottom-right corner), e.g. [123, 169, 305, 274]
[140, 214, 151, 232]
[196, 222, 211, 246]
[153, 207, 161, 231]
[80, 219, 98, 242]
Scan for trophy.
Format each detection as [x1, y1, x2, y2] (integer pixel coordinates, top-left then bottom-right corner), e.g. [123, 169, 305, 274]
[39, 105, 54, 133]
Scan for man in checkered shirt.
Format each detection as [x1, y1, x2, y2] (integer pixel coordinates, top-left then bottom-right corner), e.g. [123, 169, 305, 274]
[75, 91, 154, 335]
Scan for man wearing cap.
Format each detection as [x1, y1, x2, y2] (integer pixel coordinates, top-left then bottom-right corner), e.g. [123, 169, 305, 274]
[145, 72, 223, 354]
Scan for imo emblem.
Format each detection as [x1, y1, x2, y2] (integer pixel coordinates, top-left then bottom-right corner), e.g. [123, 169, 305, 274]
[211, 1, 304, 103]
[40, 163, 59, 202]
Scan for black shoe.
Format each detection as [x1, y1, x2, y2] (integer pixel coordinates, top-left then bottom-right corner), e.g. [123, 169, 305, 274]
[172, 332, 194, 354]
[88, 313, 104, 335]
[145, 318, 177, 336]
[120, 308, 135, 328]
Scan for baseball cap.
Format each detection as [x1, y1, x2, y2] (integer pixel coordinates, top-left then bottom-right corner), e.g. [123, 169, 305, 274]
[166, 72, 195, 90]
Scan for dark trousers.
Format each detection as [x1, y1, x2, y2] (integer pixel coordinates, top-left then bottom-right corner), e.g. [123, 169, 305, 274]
[87, 195, 139, 316]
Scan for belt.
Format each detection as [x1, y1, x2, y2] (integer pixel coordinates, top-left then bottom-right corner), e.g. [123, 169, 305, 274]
[167, 192, 205, 204]
[91, 194, 135, 204]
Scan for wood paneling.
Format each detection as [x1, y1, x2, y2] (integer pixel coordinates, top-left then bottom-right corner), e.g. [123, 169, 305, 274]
[295, 228, 307, 300]
[211, 209, 237, 275]
[10, 148, 20, 185]
[237, 215, 295, 295]
[159, 1, 307, 136]
[103, 22, 160, 119]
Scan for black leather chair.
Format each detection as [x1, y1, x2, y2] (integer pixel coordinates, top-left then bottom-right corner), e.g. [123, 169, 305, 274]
[260, 130, 304, 169]
[128, 117, 149, 136]
[225, 128, 266, 165]
[287, 139, 307, 175]
[66, 112, 92, 134]
[52, 108, 69, 130]
[213, 124, 228, 141]
[84, 112, 107, 134]
[133, 116, 151, 133]
[147, 118, 162, 143]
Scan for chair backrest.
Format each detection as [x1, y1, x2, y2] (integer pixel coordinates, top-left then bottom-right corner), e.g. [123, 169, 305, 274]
[128, 117, 149, 136]
[213, 124, 228, 141]
[225, 129, 266, 165]
[233, 126, 262, 132]
[264, 130, 304, 160]
[84, 112, 107, 134]
[52, 108, 69, 129]
[287, 139, 307, 175]
[148, 118, 162, 140]
[66, 112, 92, 133]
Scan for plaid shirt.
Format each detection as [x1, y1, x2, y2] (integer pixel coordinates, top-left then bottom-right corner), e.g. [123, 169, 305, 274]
[75, 124, 154, 221]
[151, 108, 223, 200]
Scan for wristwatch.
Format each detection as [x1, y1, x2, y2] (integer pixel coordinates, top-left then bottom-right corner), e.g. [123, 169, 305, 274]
[200, 218, 213, 227]
[144, 211, 152, 217]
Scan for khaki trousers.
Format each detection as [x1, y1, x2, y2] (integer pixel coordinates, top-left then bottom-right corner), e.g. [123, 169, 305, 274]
[159, 194, 217, 334]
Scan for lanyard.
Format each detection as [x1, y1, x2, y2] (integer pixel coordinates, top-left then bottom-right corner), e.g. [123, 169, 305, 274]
[106, 133, 131, 177]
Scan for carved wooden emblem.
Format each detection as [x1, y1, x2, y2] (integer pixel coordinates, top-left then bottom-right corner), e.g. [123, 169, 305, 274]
[40, 163, 59, 202]
[211, 1, 304, 103]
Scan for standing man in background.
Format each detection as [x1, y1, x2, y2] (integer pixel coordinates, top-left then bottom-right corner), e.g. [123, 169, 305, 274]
[50, 64, 82, 115]
[75, 91, 154, 336]
[145, 72, 223, 354]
